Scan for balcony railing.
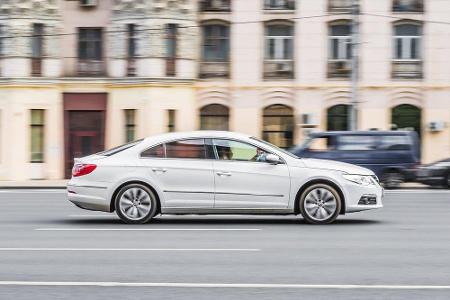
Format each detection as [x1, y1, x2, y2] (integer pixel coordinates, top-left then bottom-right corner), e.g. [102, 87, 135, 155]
[77, 59, 105, 76]
[199, 61, 230, 79]
[263, 59, 294, 79]
[327, 59, 352, 79]
[393, 0, 424, 13]
[127, 58, 136, 77]
[392, 60, 423, 79]
[31, 58, 42, 76]
[264, 0, 295, 10]
[199, 0, 231, 12]
[328, 0, 353, 13]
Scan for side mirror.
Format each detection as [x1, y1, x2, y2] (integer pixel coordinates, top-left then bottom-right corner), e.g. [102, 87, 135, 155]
[265, 154, 282, 165]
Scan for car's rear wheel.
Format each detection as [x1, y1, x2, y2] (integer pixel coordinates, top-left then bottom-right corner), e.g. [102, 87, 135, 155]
[115, 183, 158, 224]
[381, 171, 404, 189]
[299, 183, 341, 225]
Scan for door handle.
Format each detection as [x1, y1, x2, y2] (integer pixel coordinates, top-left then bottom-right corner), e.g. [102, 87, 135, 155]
[216, 171, 231, 176]
[152, 168, 167, 173]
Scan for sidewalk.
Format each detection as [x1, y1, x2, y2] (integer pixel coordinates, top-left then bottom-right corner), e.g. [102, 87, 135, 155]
[0, 179, 429, 189]
[0, 180, 69, 189]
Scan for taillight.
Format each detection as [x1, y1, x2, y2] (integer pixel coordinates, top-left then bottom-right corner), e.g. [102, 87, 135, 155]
[72, 163, 97, 177]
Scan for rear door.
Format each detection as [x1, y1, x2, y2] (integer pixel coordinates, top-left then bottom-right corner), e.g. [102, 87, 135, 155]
[140, 139, 215, 208]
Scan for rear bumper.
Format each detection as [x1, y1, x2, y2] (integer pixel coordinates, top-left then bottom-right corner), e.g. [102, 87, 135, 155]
[67, 183, 111, 212]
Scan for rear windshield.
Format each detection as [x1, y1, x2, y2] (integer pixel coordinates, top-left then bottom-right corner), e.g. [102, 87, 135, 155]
[97, 139, 143, 156]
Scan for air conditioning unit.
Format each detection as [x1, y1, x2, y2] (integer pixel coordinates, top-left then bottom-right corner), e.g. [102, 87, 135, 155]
[276, 62, 293, 72]
[428, 121, 445, 132]
[80, 0, 97, 7]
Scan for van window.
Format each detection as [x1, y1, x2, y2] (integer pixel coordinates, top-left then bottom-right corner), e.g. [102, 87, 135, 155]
[378, 135, 411, 151]
[303, 137, 337, 152]
[337, 135, 376, 150]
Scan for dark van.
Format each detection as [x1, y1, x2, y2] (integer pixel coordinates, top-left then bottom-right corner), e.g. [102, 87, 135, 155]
[290, 131, 420, 189]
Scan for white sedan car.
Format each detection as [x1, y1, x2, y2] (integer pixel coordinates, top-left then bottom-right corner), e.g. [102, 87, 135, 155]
[68, 131, 383, 224]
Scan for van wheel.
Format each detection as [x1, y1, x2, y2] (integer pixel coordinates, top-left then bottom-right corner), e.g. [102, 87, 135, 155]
[381, 171, 404, 189]
[299, 183, 341, 225]
[445, 173, 450, 189]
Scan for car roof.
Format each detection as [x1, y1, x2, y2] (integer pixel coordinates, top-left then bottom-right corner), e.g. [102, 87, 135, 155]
[309, 130, 416, 137]
[143, 131, 252, 144]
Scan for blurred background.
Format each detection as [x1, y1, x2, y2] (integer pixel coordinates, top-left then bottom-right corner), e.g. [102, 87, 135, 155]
[0, 0, 449, 187]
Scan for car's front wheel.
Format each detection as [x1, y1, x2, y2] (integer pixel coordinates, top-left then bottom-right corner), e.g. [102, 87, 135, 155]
[115, 183, 158, 224]
[299, 183, 341, 225]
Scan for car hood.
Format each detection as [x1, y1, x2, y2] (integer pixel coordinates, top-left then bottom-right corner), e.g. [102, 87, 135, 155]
[299, 158, 374, 176]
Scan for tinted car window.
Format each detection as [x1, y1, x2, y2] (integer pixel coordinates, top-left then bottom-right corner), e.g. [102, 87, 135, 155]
[337, 135, 376, 150]
[378, 135, 411, 150]
[166, 139, 206, 159]
[97, 139, 143, 156]
[141, 144, 165, 158]
[213, 139, 269, 162]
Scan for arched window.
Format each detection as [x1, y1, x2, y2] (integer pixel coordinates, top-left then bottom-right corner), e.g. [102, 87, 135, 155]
[327, 104, 350, 131]
[200, 104, 229, 130]
[391, 104, 421, 137]
[200, 23, 230, 78]
[264, 22, 294, 79]
[328, 20, 351, 78]
[262, 104, 294, 148]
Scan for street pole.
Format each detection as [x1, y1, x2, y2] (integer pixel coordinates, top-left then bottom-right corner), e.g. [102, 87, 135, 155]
[350, 0, 359, 131]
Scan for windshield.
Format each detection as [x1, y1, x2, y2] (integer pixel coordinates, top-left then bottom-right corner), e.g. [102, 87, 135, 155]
[96, 139, 143, 156]
[250, 137, 299, 159]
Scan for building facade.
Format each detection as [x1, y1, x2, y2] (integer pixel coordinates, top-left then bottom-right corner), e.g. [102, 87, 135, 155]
[0, 0, 449, 180]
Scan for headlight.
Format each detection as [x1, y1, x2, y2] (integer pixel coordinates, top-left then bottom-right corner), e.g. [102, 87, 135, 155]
[342, 174, 376, 186]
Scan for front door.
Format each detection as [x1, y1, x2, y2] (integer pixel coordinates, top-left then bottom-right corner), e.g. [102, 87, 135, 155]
[212, 139, 290, 209]
[66, 111, 105, 177]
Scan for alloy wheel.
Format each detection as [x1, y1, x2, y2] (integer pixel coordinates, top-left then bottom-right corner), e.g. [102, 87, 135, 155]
[119, 187, 153, 221]
[303, 187, 338, 222]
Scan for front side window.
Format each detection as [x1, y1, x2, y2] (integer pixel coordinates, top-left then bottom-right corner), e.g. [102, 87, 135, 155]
[213, 139, 270, 162]
[166, 139, 207, 159]
[30, 109, 45, 163]
[393, 23, 422, 60]
[265, 24, 293, 60]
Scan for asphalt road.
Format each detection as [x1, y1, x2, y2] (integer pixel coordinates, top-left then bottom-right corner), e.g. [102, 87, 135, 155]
[0, 189, 450, 300]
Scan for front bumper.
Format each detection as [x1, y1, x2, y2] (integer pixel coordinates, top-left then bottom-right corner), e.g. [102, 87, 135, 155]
[343, 182, 384, 213]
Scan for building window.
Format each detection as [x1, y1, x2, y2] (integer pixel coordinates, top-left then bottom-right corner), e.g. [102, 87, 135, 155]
[262, 104, 294, 149]
[328, 0, 353, 13]
[391, 104, 421, 137]
[393, 0, 424, 13]
[264, 0, 295, 10]
[31, 23, 44, 76]
[124, 109, 136, 143]
[200, 23, 230, 78]
[127, 24, 137, 76]
[263, 23, 294, 79]
[328, 21, 351, 78]
[166, 24, 177, 76]
[200, 104, 229, 130]
[392, 22, 423, 79]
[327, 104, 350, 131]
[30, 109, 45, 163]
[78, 28, 103, 76]
[199, 0, 231, 12]
[167, 109, 176, 132]
[0, 24, 5, 58]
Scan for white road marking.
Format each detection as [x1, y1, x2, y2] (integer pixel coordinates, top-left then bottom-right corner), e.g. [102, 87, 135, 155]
[0, 281, 448, 290]
[0, 248, 259, 252]
[68, 214, 113, 218]
[35, 228, 261, 231]
[0, 189, 65, 193]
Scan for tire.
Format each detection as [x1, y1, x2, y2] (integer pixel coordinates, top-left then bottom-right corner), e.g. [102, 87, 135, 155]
[445, 172, 450, 189]
[381, 171, 404, 189]
[299, 183, 342, 225]
[114, 183, 158, 224]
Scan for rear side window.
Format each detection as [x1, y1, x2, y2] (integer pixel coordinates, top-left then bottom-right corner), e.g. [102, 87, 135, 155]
[141, 144, 165, 158]
[166, 139, 207, 159]
[337, 135, 376, 151]
[378, 135, 411, 151]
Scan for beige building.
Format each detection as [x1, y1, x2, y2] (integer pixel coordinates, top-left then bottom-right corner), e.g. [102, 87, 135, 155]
[0, 0, 449, 181]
